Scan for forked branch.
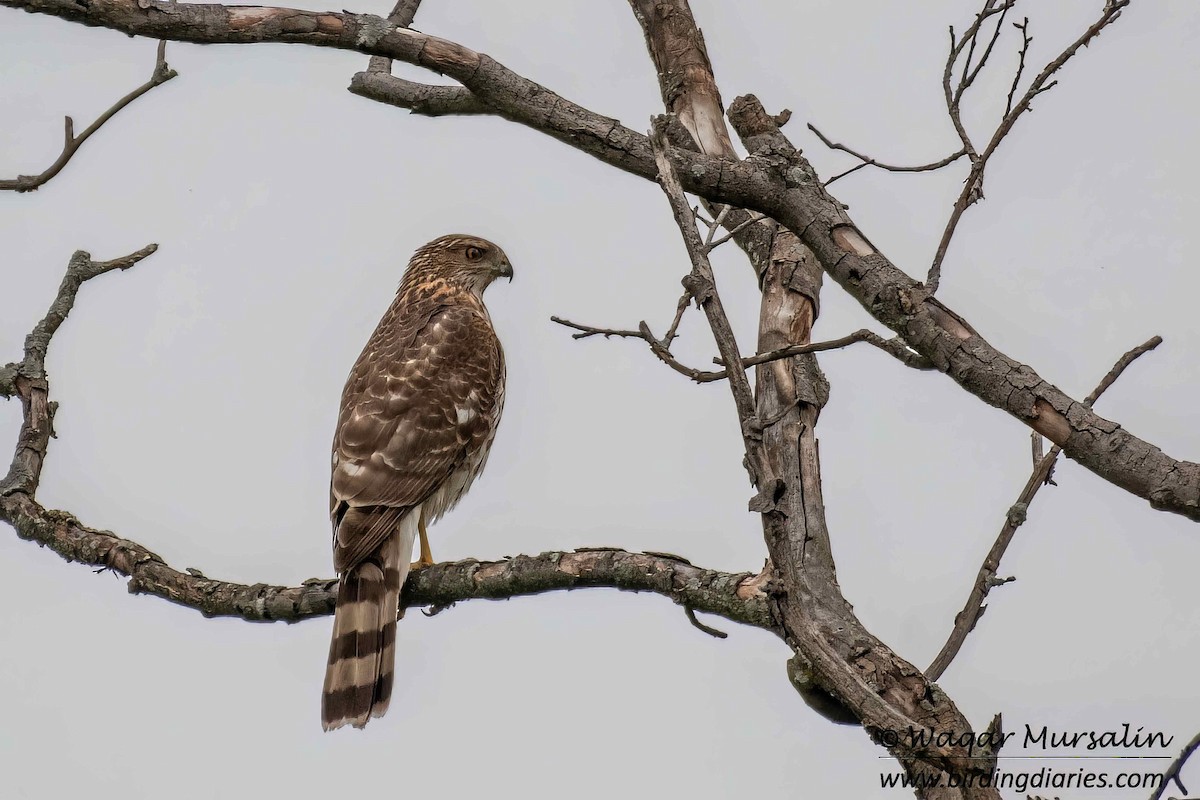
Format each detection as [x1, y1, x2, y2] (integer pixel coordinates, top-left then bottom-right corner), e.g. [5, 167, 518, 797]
[927, 335, 1161, 680]
[0, 41, 176, 192]
[926, 0, 1131, 293]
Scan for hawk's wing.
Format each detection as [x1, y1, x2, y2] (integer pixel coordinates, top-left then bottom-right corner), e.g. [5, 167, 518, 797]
[330, 300, 503, 573]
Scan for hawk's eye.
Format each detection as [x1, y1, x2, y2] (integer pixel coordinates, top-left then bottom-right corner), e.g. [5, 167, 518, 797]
[465, 246, 484, 261]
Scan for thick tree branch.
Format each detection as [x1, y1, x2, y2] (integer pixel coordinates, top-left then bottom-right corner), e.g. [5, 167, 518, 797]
[6, 0, 1198, 526]
[364, 0, 421, 74]
[0, 41, 176, 192]
[0, 246, 772, 634]
[637, 9, 997, 791]
[2, 491, 772, 628]
[350, 71, 489, 116]
[927, 334, 1163, 681]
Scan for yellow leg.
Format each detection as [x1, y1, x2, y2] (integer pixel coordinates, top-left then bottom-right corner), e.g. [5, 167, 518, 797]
[411, 508, 435, 570]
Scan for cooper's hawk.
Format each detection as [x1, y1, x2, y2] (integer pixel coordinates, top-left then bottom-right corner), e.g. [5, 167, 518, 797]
[321, 234, 512, 731]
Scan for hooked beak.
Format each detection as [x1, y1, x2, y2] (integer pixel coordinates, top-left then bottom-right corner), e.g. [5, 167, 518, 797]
[497, 259, 514, 283]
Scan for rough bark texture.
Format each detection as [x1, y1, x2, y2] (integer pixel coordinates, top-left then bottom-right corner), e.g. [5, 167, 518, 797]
[2, 490, 771, 626]
[0, 248, 772, 632]
[632, 7, 999, 792]
[6, 0, 1195, 523]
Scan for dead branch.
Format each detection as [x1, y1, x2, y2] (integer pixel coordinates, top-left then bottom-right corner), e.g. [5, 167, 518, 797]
[684, 607, 729, 639]
[1005, 18, 1033, 116]
[0, 248, 772, 633]
[926, 335, 1161, 680]
[5, 0, 1198, 528]
[364, 0, 422, 74]
[926, 0, 1131, 293]
[6, 489, 772, 627]
[1150, 728, 1200, 800]
[349, 72, 489, 116]
[807, 125, 968, 187]
[648, 119, 762, 461]
[0, 41, 176, 192]
[1, 245, 158, 496]
[553, 319, 931, 384]
[720, 329, 933, 373]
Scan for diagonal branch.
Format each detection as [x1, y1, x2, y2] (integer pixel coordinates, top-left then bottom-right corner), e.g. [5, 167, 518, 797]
[1, 41, 176, 192]
[1150, 728, 1200, 800]
[927, 0, 1131, 293]
[648, 120, 764, 476]
[926, 335, 1162, 680]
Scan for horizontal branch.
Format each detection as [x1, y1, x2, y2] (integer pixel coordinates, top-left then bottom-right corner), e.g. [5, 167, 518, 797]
[1, 41, 176, 192]
[349, 71, 489, 116]
[9, 0, 1200, 526]
[1, 491, 773, 628]
[552, 315, 932, 381]
[806, 122, 968, 187]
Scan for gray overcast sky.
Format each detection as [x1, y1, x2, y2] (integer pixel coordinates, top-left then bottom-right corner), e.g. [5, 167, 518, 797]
[2, 2, 1198, 798]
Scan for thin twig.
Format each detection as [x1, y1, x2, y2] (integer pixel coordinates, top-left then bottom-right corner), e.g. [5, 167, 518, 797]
[927, 0, 1131, 294]
[1005, 18, 1033, 116]
[955, 1, 1012, 105]
[1, 42, 176, 192]
[1149, 728, 1200, 800]
[684, 606, 729, 639]
[807, 123, 967, 187]
[552, 317, 932, 382]
[1084, 336, 1162, 405]
[926, 335, 1161, 680]
[648, 120, 761, 445]
[661, 289, 692, 349]
[715, 329, 933, 373]
[549, 316, 642, 341]
[707, 213, 769, 250]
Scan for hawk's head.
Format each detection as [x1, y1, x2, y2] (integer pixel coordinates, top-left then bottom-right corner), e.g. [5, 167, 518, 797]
[405, 234, 514, 297]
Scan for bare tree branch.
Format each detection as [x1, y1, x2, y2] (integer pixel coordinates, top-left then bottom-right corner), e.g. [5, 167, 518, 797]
[648, 120, 764, 471]
[1005, 18, 1033, 116]
[1150, 728, 1200, 800]
[723, 329, 933, 373]
[0, 42, 176, 192]
[807, 123, 968, 187]
[927, 335, 1162, 680]
[364, 0, 422, 74]
[1, 245, 158, 495]
[349, 71, 489, 116]
[5, 0, 1198, 526]
[3, 491, 772, 628]
[927, 0, 1131, 293]
[0, 250, 772, 631]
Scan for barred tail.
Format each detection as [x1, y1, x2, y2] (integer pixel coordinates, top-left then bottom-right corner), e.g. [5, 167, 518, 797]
[321, 513, 417, 731]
